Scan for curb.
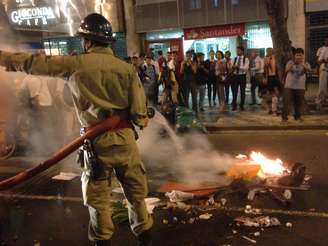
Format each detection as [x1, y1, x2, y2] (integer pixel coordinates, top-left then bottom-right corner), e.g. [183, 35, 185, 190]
[204, 123, 328, 131]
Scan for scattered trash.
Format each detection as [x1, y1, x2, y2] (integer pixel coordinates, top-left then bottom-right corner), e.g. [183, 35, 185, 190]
[162, 219, 169, 224]
[283, 189, 292, 200]
[220, 198, 227, 206]
[232, 230, 238, 234]
[208, 196, 215, 205]
[188, 218, 196, 224]
[235, 216, 281, 227]
[242, 236, 257, 244]
[52, 172, 79, 181]
[165, 190, 194, 202]
[176, 202, 192, 211]
[304, 175, 312, 181]
[245, 205, 252, 214]
[286, 222, 293, 228]
[248, 188, 263, 201]
[254, 232, 261, 237]
[199, 213, 213, 220]
[145, 197, 161, 214]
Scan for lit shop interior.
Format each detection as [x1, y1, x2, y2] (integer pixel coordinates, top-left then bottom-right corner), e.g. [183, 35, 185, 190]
[145, 22, 273, 60]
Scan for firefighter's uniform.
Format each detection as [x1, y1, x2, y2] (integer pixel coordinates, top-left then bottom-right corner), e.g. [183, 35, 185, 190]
[0, 47, 153, 241]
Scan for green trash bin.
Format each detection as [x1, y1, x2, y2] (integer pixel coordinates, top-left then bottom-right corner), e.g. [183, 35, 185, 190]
[175, 106, 207, 134]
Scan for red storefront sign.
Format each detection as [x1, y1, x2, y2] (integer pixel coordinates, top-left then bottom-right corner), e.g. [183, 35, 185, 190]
[184, 23, 245, 40]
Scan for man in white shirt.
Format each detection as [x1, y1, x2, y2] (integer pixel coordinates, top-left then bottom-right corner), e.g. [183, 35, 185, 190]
[316, 38, 328, 110]
[232, 46, 249, 111]
[20, 75, 55, 154]
[250, 50, 264, 105]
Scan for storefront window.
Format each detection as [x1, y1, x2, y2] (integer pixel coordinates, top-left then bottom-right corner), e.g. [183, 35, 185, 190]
[212, 0, 221, 8]
[246, 22, 273, 50]
[231, 0, 240, 6]
[183, 37, 237, 59]
[190, 0, 202, 9]
[145, 30, 183, 41]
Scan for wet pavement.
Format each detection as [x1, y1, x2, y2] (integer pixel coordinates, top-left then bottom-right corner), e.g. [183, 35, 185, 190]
[1, 130, 328, 245]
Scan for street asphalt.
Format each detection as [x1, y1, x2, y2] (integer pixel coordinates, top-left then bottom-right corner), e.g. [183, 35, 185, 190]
[0, 130, 328, 246]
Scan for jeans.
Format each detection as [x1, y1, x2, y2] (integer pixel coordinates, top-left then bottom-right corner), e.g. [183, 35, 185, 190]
[282, 88, 305, 120]
[231, 74, 247, 108]
[199, 84, 206, 109]
[217, 79, 226, 107]
[190, 82, 205, 112]
[250, 73, 263, 104]
[207, 76, 217, 104]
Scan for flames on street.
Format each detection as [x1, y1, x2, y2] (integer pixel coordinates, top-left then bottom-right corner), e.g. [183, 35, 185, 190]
[235, 152, 290, 179]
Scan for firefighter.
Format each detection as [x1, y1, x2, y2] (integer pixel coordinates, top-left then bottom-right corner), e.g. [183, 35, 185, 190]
[0, 13, 153, 246]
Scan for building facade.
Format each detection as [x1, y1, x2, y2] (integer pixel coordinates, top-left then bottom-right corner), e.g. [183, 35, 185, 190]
[135, 0, 280, 60]
[0, 0, 128, 57]
[305, 0, 328, 66]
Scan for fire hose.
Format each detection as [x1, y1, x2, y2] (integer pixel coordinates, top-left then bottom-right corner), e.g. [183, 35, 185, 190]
[0, 108, 155, 191]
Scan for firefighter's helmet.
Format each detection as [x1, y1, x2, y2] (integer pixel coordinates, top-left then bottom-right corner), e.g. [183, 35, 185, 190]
[76, 13, 114, 44]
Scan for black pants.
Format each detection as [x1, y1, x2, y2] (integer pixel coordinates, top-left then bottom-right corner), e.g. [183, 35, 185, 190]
[231, 74, 247, 107]
[224, 83, 231, 104]
[282, 88, 305, 120]
[251, 75, 261, 104]
[207, 76, 217, 104]
[181, 81, 191, 108]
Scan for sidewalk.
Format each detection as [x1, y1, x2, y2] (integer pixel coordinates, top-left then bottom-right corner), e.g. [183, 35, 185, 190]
[198, 83, 328, 131]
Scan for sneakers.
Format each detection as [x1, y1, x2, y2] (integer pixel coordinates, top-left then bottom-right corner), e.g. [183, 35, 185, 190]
[137, 230, 152, 246]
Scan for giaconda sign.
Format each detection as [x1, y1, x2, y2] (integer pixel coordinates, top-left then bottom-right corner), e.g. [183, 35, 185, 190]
[10, 6, 56, 26]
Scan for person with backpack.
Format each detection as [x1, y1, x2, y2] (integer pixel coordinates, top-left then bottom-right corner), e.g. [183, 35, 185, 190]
[232, 46, 249, 111]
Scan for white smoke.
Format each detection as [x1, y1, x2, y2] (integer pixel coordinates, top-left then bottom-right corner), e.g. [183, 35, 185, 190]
[138, 112, 234, 187]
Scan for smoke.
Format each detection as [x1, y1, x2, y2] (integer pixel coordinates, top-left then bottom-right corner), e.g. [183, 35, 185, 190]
[138, 113, 234, 187]
[0, 66, 78, 160]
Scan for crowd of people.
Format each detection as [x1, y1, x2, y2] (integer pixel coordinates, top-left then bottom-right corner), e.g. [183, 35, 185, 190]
[128, 42, 327, 123]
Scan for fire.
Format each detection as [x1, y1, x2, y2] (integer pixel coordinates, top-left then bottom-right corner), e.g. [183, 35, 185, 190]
[248, 152, 288, 177]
